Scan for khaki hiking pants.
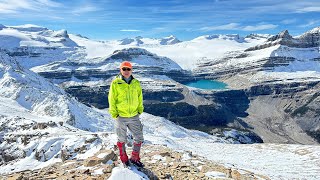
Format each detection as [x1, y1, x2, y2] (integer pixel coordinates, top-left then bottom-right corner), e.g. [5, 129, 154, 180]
[115, 114, 144, 143]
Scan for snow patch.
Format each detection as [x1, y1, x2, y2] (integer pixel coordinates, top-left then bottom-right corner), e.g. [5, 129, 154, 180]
[108, 167, 149, 180]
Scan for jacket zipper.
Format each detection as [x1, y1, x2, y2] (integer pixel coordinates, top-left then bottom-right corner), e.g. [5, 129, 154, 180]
[128, 84, 131, 116]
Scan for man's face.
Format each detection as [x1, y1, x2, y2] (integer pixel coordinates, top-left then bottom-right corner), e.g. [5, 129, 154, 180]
[120, 67, 132, 78]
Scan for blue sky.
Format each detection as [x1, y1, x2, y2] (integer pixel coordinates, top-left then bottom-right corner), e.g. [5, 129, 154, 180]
[0, 0, 320, 40]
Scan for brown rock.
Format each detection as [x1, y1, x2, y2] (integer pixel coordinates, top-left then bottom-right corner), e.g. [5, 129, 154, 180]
[225, 168, 232, 178]
[96, 150, 115, 163]
[197, 172, 206, 178]
[159, 150, 171, 157]
[165, 156, 173, 164]
[102, 164, 114, 174]
[172, 153, 182, 161]
[231, 169, 242, 180]
[7, 174, 23, 180]
[83, 169, 91, 175]
[83, 156, 102, 167]
[37, 123, 48, 129]
[171, 162, 180, 169]
[181, 167, 191, 172]
[44, 174, 58, 179]
[200, 165, 212, 173]
[179, 162, 189, 168]
[85, 136, 98, 144]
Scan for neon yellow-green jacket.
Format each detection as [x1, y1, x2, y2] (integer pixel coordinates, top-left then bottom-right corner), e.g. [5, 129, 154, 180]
[108, 75, 144, 119]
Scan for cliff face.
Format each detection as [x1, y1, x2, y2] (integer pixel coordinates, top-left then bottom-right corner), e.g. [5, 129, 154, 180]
[244, 81, 320, 143]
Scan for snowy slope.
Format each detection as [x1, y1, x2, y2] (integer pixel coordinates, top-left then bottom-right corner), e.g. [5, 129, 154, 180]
[68, 34, 113, 59]
[68, 33, 269, 70]
[210, 44, 320, 84]
[1, 98, 319, 179]
[142, 34, 267, 70]
[0, 51, 111, 131]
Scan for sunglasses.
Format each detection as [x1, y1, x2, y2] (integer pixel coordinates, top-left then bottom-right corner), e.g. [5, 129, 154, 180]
[121, 67, 132, 71]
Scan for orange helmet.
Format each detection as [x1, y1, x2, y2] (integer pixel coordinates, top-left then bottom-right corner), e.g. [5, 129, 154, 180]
[120, 61, 132, 69]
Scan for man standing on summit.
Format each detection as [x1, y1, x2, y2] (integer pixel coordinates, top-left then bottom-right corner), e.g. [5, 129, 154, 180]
[108, 61, 144, 167]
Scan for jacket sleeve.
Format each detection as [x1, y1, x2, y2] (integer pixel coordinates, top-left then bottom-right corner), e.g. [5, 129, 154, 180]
[108, 81, 118, 119]
[138, 84, 144, 114]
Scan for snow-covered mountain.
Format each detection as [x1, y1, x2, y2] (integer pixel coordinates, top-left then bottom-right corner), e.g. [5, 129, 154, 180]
[191, 28, 320, 146]
[68, 32, 269, 70]
[0, 24, 84, 70]
[0, 50, 111, 132]
[0, 24, 77, 49]
[0, 50, 320, 179]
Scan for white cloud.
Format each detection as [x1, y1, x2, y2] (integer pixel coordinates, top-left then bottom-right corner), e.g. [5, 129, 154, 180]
[0, 0, 34, 13]
[200, 23, 277, 32]
[281, 19, 297, 25]
[36, 0, 61, 7]
[297, 6, 320, 13]
[200, 23, 240, 31]
[0, 0, 61, 14]
[120, 29, 141, 32]
[299, 20, 320, 27]
[242, 24, 278, 31]
[72, 5, 101, 14]
[0, 8, 17, 14]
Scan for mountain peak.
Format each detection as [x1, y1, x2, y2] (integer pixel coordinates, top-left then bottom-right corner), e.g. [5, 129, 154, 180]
[299, 26, 320, 37]
[0, 24, 6, 30]
[164, 35, 175, 39]
[52, 29, 69, 38]
[267, 30, 292, 42]
[279, 30, 291, 38]
[298, 26, 320, 47]
[305, 26, 320, 34]
[160, 35, 181, 45]
[119, 37, 144, 45]
[111, 47, 153, 58]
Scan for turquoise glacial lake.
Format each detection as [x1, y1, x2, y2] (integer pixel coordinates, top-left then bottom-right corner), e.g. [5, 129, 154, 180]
[184, 80, 228, 90]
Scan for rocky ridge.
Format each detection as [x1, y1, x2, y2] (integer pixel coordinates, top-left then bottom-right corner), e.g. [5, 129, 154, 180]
[3, 144, 267, 180]
[119, 36, 182, 46]
[246, 27, 320, 51]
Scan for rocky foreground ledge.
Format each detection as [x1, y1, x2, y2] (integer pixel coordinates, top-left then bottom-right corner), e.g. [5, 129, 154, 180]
[2, 144, 268, 180]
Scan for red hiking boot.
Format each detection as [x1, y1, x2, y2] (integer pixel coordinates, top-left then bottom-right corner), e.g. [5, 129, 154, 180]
[129, 142, 144, 167]
[117, 142, 129, 166]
